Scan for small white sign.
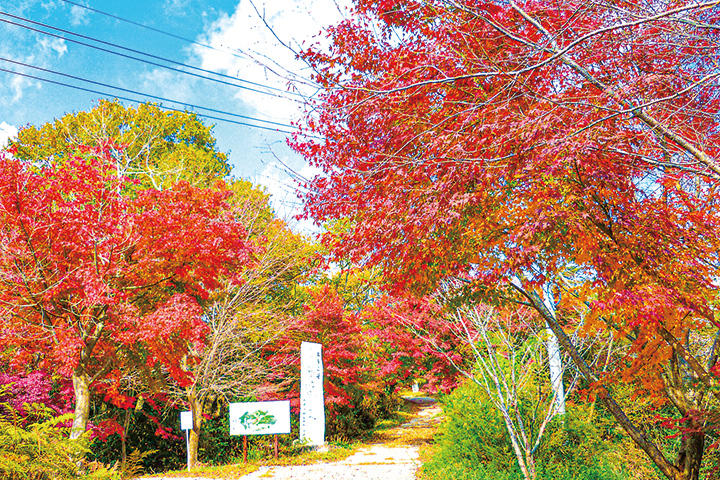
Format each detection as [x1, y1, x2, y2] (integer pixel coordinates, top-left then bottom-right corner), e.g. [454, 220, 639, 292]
[229, 401, 291, 436]
[180, 411, 193, 431]
[412, 382, 419, 394]
[300, 341, 324, 446]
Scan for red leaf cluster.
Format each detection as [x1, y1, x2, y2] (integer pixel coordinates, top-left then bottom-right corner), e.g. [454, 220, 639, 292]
[0, 145, 255, 391]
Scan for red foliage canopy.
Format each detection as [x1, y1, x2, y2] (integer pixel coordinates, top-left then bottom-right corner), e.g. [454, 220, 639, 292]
[291, 0, 720, 381]
[291, 2, 720, 476]
[268, 286, 369, 410]
[0, 144, 254, 389]
[362, 296, 463, 393]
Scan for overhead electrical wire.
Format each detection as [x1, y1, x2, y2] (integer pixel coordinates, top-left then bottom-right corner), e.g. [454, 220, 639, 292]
[0, 67, 299, 135]
[0, 10, 298, 97]
[0, 11, 303, 99]
[59, 0, 233, 57]
[0, 8, 317, 137]
[0, 57, 294, 130]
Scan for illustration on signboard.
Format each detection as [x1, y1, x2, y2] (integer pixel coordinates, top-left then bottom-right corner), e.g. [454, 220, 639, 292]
[238, 410, 277, 432]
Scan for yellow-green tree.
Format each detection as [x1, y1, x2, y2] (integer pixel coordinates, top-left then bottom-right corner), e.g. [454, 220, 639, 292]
[9, 99, 230, 190]
[173, 180, 320, 468]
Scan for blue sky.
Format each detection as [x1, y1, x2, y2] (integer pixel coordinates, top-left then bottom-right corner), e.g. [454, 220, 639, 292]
[0, 0, 349, 228]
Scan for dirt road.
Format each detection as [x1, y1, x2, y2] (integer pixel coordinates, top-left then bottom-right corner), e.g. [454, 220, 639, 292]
[138, 398, 441, 480]
[236, 400, 441, 480]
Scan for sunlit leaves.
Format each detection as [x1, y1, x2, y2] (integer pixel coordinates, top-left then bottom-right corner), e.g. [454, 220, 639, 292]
[8, 99, 230, 191]
[291, 0, 720, 384]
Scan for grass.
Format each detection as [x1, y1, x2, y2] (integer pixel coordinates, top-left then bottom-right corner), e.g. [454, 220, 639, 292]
[257, 442, 359, 466]
[416, 442, 439, 480]
[139, 442, 360, 478]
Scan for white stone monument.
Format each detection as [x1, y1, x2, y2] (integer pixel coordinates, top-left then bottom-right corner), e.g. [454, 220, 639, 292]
[299, 341, 324, 445]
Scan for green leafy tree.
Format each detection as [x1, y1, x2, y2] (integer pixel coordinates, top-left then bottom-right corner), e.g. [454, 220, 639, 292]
[8, 99, 230, 190]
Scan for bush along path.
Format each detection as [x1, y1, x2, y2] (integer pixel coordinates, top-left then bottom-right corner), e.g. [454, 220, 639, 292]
[237, 397, 442, 480]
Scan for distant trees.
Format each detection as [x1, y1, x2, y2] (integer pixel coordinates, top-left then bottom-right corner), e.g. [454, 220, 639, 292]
[172, 180, 319, 468]
[1, 100, 327, 472]
[9, 99, 230, 190]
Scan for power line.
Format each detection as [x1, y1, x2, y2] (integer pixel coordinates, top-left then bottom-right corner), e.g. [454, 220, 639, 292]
[0, 67, 299, 135]
[0, 12, 303, 100]
[0, 57, 294, 129]
[0, 10, 298, 97]
[59, 0, 232, 57]
[0, 11, 298, 97]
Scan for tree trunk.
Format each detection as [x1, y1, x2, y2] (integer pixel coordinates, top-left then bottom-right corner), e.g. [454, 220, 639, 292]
[188, 424, 201, 469]
[121, 408, 132, 471]
[70, 370, 91, 440]
[187, 395, 204, 469]
[503, 413, 532, 480]
[542, 285, 566, 415]
[663, 353, 706, 480]
[677, 430, 704, 480]
[524, 450, 537, 480]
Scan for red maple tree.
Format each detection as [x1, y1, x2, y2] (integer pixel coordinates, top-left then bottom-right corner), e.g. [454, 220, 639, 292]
[267, 287, 368, 406]
[291, 1, 720, 478]
[362, 295, 464, 394]
[0, 144, 254, 438]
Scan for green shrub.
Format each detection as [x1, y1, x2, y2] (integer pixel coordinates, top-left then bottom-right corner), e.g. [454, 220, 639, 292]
[327, 385, 401, 440]
[89, 400, 184, 474]
[432, 382, 514, 471]
[422, 382, 629, 480]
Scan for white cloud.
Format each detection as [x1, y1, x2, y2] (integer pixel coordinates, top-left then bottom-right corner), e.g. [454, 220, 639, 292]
[40, 1, 61, 13]
[254, 160, 322, 234]
[194, 1, 350, 233]
[194, 0, 352, 124]
[137, 69, 195, 106]
[0, 2, 68, 104]
[8, 74, 39, 103]
[164, 0, 191, 16]
[0, 122, 19, 149]
[68, 4, 90, 26]
[37, 37, 67, 57]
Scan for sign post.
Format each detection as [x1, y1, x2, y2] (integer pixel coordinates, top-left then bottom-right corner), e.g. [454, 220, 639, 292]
[300, 341, 324, 446]
[229, 400, 291, 462]
[179, 411, 193, 471]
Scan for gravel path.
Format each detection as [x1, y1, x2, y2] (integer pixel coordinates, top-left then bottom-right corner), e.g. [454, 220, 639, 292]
[238, 446, 419, 480]
[139, 399, 441, 480]
[235, 400, 441, 480]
